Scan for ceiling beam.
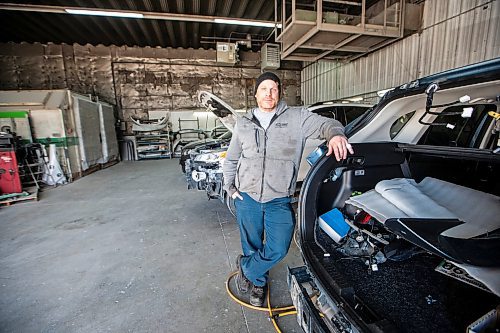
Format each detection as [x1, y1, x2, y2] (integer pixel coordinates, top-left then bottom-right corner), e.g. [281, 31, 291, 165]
[143, 0, 165, 47]
[281, 27, 320, 59]
[159, 0, 177, 48]
[323, 0, 362, 6]
[300, 44, 369, 53]
[23, 12, 71, 43]
[202, 0, 217, 46]
[216, 0, 233, 38]
[347, 36, 403, 62]
[92, 0, 129, 44]
[192, 0, 201, 49]
[175, 0, 188, 48]
[2, 12, 55, 43]
[284, 54, 346, 62]
[222, 0, 250, 41]
[0, 3, 279, 27]
[125, 0, 154, 46]
[72, 0, 115, 43]
[109, 0, 141, 46]
[311, 34, 361, 62]
[239, 0, 266, 37]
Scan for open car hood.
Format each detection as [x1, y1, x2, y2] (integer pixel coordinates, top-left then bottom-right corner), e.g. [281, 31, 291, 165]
[197, 91, 238, 132]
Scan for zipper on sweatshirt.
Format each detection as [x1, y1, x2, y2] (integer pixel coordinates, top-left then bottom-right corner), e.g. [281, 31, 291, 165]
[259, 131, 267, 202]
[254, 128, 260, 153]
[247, 116, 266, 200]
[258, 113, 281, 201]
[250, 108, 284, 202]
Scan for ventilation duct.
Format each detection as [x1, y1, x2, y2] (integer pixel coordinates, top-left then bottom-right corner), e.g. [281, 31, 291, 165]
[261, 43, 280, 70]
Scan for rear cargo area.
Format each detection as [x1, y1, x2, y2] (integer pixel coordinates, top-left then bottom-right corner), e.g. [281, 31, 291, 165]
[300, 143, 499, 332]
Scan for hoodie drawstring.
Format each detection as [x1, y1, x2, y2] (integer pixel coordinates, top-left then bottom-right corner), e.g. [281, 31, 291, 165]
[255, 128, 261, 153]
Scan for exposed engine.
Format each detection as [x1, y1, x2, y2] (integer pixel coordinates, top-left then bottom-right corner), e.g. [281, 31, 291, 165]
[185, 146, 228, 200]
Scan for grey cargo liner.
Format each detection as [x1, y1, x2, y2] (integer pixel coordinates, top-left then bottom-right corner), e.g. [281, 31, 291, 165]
[345, 177, 500, 295]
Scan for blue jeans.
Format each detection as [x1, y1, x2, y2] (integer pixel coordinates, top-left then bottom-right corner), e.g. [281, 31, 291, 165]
[234, 192, 296, 287]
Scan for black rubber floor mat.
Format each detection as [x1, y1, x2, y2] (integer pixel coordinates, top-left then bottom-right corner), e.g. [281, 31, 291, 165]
[310, 228, 499, 333]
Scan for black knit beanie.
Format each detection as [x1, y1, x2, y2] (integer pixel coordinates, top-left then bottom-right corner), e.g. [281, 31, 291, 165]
[254, 72, 281, 96]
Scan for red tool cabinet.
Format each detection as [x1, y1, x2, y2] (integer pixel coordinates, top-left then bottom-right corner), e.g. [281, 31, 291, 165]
[0, 149, 22, 194]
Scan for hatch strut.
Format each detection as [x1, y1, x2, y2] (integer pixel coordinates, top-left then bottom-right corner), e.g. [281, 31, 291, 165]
[418, 82, 471, 128]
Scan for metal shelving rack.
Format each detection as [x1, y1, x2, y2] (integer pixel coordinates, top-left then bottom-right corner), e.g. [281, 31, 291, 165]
[135, 131, 172, 160]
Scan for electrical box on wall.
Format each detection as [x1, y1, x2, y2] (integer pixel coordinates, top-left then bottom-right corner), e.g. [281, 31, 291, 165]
[216, 42, 238, 65]
[261, 43, 280, 70]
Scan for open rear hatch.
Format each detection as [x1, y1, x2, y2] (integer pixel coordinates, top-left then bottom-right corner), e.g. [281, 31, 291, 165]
[293, 142, 499, 333]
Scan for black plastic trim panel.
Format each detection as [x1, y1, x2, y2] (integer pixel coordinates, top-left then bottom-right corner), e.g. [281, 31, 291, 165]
[288, 266, 330, 333]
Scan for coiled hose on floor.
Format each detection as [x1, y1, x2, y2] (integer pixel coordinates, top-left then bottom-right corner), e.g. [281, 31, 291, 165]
[225, 271, 297, 333]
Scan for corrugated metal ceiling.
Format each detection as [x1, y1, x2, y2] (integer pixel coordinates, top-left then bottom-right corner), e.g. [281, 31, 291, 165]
[0, 0, 277, 50]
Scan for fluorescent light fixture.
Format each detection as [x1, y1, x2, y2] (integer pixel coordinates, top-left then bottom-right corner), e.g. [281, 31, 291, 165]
[347, 96, 363, 102]
[65, 9, 144, 18]
[214, 18, 281, 28]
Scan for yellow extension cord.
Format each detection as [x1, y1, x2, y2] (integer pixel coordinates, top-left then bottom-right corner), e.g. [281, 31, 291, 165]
[225, 271, 297, 333]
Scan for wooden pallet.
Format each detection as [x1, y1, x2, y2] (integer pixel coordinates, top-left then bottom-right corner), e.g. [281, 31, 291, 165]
[100, 159, 119, 169]
[0, 188, 38, 206]
[73, 159, 120, 180]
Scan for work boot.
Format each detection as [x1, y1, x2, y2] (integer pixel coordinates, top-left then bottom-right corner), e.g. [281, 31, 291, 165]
[250, 285, 266, 307]
[235, 255, 251, 294]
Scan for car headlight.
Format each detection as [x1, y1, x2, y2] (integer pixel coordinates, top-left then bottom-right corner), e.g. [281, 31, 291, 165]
[193, 151, 227, 163]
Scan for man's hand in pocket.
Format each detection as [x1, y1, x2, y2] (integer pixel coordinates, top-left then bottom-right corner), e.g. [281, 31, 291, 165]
[232, 191, 243, 200]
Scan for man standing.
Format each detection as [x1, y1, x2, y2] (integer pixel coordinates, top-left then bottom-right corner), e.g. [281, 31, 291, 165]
[223, 72, 353, 307]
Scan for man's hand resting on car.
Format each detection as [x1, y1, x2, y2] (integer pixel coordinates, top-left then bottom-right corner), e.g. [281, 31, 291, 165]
[326, 135, 354, 161]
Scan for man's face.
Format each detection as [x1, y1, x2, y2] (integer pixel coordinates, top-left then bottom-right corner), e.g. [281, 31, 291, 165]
[255, 79, 280, 112]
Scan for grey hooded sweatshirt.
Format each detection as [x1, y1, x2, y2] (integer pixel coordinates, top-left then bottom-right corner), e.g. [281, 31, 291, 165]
[223, 100, 345, 203]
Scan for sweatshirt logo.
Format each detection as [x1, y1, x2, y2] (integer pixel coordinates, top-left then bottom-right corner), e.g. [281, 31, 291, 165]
[275, 122, 288, 128]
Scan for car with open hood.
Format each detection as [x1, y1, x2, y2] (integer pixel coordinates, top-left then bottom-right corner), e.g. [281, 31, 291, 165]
[180, 92, 238, 212]
[289, 58, 500, 333]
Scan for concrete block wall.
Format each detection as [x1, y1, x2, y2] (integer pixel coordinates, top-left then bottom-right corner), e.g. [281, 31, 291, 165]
[0, 42, 301, 134]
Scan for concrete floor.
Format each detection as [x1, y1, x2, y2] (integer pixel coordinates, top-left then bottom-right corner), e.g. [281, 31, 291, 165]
[0, 159, 304, 333]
